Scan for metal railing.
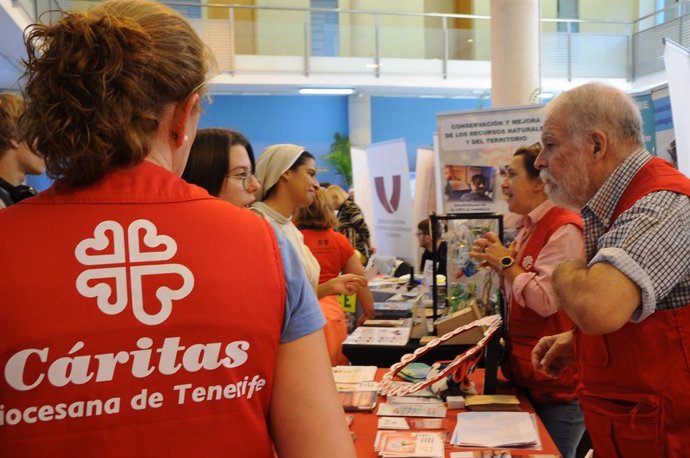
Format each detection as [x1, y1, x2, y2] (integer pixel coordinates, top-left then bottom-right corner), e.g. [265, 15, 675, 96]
[18, 0, 690, 83]
[633, 1, 690, 77]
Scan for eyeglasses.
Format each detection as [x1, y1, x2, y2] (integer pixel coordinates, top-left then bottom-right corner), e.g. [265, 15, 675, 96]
[225, 172, 256, 192]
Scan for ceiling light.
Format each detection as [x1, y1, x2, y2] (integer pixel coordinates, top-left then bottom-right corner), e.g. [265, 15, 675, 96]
[299, 88, 355, 95]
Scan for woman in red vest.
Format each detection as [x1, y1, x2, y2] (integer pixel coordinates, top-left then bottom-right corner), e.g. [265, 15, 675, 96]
[296, 188, 375, 365]
[0, 1, 356, 456]
[470, 144, 585, 458]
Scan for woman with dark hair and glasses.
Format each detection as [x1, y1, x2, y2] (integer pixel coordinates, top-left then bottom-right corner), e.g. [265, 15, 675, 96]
[182, 127, 260, 208]
[469, 143, 586, 458]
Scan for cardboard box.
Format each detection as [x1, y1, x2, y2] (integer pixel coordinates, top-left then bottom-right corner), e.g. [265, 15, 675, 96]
[434, 302, 485, 345]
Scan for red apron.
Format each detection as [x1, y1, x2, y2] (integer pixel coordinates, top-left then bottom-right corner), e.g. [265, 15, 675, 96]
[0, 162, 285, 457]
[575, 157, 690, 457]
[505, 206, 583, 403]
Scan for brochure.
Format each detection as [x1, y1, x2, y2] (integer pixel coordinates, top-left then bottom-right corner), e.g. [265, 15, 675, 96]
[377, 403, 447, 418]
[336, 381, 380, 392]
[450, 412, 540, 448]
[378, 417, 410, 430]
[377, 416, 445, 431]
[340, 390, 378, 412]
[363, 318, 407, 327]
[344, 326, 411, 347]
[464, 394, 521, 412]
[375, 431, 445, 458]
[407, 418, 444, 430]
[332, 365, 378, 383]
[386, 396, 444, 405]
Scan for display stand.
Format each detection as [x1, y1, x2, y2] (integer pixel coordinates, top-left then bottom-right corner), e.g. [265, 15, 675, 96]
[429, 213, 504, 394]
[429, 213, 504, 323]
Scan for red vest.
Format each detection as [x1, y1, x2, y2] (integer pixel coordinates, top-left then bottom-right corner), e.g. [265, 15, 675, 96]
[504, 206, 582, 403]
[575, 157, 690, 457]
[0, 162, 285, 457]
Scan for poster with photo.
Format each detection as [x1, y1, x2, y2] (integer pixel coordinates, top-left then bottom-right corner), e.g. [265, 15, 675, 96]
[436, 105, 544, 238]
[434, 106, 544, 320]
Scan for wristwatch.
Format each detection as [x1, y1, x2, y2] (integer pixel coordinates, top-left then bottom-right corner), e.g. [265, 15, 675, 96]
[499, 256, 515, 270]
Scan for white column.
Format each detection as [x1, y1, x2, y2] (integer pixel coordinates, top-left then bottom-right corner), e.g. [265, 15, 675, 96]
[348, 92, 371, 147]
[490, 0, 541, 107]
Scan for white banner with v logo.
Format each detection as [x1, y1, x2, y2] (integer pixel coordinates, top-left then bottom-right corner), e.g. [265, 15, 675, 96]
[365, 138, 415, 266]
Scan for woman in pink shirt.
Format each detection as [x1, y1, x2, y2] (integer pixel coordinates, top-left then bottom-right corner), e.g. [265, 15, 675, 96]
[470, 144, 585, 458]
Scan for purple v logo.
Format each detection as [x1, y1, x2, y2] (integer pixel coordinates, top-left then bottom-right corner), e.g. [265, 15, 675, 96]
[374, 175, 401, 214]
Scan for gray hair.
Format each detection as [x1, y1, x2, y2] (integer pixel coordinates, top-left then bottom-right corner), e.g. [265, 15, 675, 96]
[546, 82, 644, 152]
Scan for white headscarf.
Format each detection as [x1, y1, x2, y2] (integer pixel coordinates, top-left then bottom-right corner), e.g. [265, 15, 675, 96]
[254, 143, 306, 202]
[251, 143, 321, 292]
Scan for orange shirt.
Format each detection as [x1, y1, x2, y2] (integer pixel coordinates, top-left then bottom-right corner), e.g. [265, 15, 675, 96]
[301, 228, 355, 284]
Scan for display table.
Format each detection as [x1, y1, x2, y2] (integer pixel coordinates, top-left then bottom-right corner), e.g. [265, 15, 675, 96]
[342, 338, 472, 367]
[349, 368, 561, 458]
[343, 321, 502, 394]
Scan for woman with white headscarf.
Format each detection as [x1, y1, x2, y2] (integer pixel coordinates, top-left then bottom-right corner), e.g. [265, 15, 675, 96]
[252, 144, 365, 299]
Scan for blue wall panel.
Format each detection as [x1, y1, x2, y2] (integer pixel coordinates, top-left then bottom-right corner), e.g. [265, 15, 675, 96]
[199, 94, 350, 187]
[25, 94, 485, 192]
[371, 96, 479, 169]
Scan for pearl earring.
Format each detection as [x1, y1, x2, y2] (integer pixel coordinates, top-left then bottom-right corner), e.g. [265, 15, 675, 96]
[184, 135, 189, 142]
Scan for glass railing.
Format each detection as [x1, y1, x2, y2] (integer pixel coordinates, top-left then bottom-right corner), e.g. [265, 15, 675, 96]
[33, 0, 690, 82]
[632, 1, 690, 77]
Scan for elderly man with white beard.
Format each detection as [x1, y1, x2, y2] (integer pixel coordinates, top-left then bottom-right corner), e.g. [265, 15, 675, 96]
[530, 82, 690, 457]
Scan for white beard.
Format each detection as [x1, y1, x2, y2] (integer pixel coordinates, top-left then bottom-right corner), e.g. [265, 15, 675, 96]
[540, 167, 589, 210]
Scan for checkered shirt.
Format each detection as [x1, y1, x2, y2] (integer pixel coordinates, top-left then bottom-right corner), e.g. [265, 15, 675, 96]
[581, 148, 690, 322]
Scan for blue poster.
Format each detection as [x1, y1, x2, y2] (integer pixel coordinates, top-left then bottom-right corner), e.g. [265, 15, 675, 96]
[652, 88, 677, 166]
[634, 93, 656, 156]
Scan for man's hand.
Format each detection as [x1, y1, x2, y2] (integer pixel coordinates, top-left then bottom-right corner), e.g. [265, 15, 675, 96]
[531, 330, 576, 378]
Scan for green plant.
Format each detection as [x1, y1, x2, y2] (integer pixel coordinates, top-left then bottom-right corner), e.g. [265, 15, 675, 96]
[322, 132, 352, 187]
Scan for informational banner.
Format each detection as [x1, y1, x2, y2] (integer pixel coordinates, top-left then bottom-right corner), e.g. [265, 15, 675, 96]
[664, 38, 690, 176]
[350, 147, 375, 248]
[366, 139, 416, 265]
[436, 105, 543, 216]
[651, 86, 677, 167]
[632, 91, 657, 156]
[413, 147, 436, 231]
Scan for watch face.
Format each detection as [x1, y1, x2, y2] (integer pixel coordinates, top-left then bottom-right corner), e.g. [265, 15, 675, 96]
[500, 256, 514, 268]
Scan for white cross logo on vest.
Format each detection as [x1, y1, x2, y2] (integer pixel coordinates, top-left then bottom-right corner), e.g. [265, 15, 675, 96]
[75, 219, 194, 325]
[521, 255, 534, 270]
